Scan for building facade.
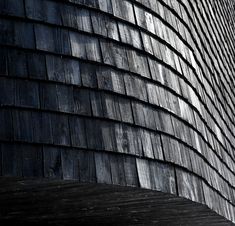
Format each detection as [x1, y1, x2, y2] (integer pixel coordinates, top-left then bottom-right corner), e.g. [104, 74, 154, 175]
[1, 0, 235, 224]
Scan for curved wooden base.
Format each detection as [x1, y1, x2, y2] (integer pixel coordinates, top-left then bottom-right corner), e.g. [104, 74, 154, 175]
[0, 178, 233, 226]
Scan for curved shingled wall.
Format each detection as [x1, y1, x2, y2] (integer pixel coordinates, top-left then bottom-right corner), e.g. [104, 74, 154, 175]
[0, 0, 235, 223]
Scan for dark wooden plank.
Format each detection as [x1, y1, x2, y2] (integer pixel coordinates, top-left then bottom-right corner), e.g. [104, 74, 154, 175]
[136, 158, 151, 189]
[141, 32, 153, 54]
[60, 4, 78, 28]
[101, 93, 121, 121]
[22, 145, 43, 177]
[8, 49, 28, 78]
[0, 109, 13, 141]
[54, 28, 71, 55]
[114, 123, 129, 154]
[0, 19, 14, 46]
[118, 22, 142, 49]
[89, 91, 104, 117]
[131, 101, 146, 127]
[150, 132, 164, 160]
[63, 58, 81, 85]
[43, 146, 62, 179]
[40, 83, 59, 111]
[131, 101, 145, 127]
[109, 154, 126, 186]
[13, 110, 34, 142]
[50, 114, 71, 146]
[100, 121, 117, 152]
[27, 52, 47, 80]
[91, 12, 119, 41]
[76, 8, 93, 33]
[94, 152, 112, 184]
[0, 46, 8, 76]
[85, 119, 103, 150]
[127, 126, 143, 156]
[32, 112, 53, 144]
[73, 88, 91, 115]
[35, 24, 55, 52]
[25, 0, 44, 20]
[14, 21, 35, 49]
[70, 31, 87, 59]
[15, 80, 40, 108]
[97, 67, 125, 94]
[123, 155, 139, 186]
[148, 58, 164, 82]
[158, 111, 175, 135]
[126, 49, 151, 78]
[80, 62, 98, 88]
[98, 0, 113, 13]
[0, 0, 25, 17]
[118, 97, 133, 123]
[69, 116, 87, 148]
[146, 82, 160, 106]
[83, 0, 99, 8]
[176, 168, 205, 204]
[1, 143, 22, 176]
[124, 74, 147, 101]
[44, 0, 62, 25]
[61, 148, 79, 180]
[36, 26, 70, 54]
[46, 55, 65, 82]
[0, 77, 15, 106]
[78, 150, 96, 183]
[56, 84, 74, 113]
[111, 0, 135, 23]
[142, 105, 157, 130]
[140, 129, 154, 158]
[100, 41, 129, 70]
[85, 36, 102, 62]
[149, 161, 176, 194]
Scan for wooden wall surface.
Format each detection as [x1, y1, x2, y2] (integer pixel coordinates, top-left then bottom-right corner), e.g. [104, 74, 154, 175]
[0, 0, 235, 223]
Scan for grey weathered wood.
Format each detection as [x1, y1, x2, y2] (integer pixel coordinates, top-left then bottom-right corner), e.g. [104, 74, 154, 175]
[0, 77, 15, 106]
[13, 110, 34, 142]
[1, 143, 22, 176]
[43, 146, 62, 179]
[0, 0, 24, 17]
[8, 49, 28, 77]
[94, 152, 112, 184]
[15, 80, 40, 108]
[110, 154, 126, 186]
[91, 12, 119, 41]
[1, 0, 235, 224]
[50, 114, 70, 146]
[27, 52, 47, 80]
[69, 116, 87, 148]
[85, 119, 103, 150]
[22, 145, 43, 177]
[32, 112, 53, 144]
[40, 83, 59, 111]
[0, 109, 13, 141]
[73, 88, 91, 115]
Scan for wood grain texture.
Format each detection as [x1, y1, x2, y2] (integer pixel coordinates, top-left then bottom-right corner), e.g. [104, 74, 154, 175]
[0, 0, 235, 224]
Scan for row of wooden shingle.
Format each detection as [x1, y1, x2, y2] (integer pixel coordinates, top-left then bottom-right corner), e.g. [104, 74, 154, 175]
[2, 15, 234, 157]
[0, 73, 231, 173]
[1, 38, 233, 163]
[2, 0, 235, 138]
[1, 45, 235, 180]
[0, 58, 233, 178]
[1, 141, 235, 222]
[136, 0, 235, 142]
[1, 10, 234, 151]
[1, 105, 235, 202]
[171, 0, 235, 134]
